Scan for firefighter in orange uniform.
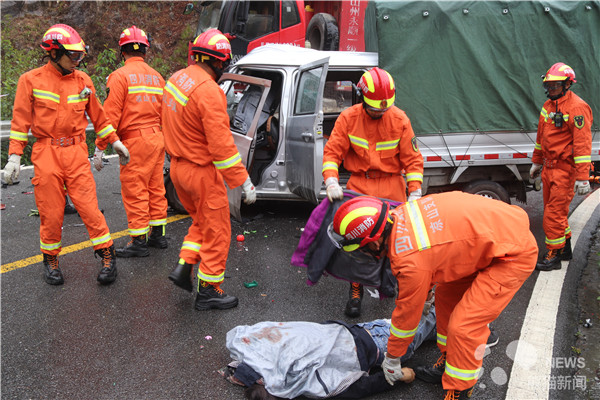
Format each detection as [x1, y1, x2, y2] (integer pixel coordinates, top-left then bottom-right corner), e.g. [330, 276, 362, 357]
[101, 25, 168, 258]
[322, 67, 424, 317]
[328, 192, 537, 399]
[530, 62, 593, 271]
[162, 29, 256, 310]
[3, 24, 130, 285]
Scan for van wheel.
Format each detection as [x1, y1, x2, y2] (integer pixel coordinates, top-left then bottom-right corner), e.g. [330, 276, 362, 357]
[164, 170, 188, 214]
[307, 13, 339, 51]
[463, 180, 511, 204]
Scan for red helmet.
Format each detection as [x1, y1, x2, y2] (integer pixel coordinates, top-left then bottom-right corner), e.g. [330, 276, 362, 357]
[357, 67, 395, 110]
[190, 29, 231, 61]
[40, 24, 87, 53]
[328, 196, 391, 252]
[543, 62, 576, 83]
[119, 25, 150, 48]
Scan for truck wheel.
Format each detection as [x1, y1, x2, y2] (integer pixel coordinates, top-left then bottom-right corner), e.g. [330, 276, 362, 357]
[463, 180, 511, 204]
[164, 170, 188, 215]
[306, 13, 339, 51]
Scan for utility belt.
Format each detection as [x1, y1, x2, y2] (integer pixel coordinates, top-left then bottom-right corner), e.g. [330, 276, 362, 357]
[543, 158, 572, 171]
[361, 170, 399, 179]
[119, 126, 161, 141]
[36, 134, 85, 147]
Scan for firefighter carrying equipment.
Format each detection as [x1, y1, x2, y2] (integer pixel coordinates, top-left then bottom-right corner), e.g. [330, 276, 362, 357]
[336, 192, 537, 392]
[322, 103, 423, 203]
[3, 154, 21, 185]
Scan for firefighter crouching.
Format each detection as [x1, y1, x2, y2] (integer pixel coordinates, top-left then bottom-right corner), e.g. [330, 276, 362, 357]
[162, 29, 256, 310]
[322, 67, 424, 318]
[530, 62, 594, 271]
[101, 25, 168, 258]
[3, 24, 130, 285]
[328, 192, 537, 399]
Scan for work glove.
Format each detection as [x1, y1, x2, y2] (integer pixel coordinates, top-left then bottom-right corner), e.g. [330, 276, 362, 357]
[574, 180, 591, 195]
[529, 163, 542, 179]
[325, 177, 344, 202]
[111, 140, 130, 166]
[3, 154, 21, 184]
[382, 353, 404, 385]
[93, 147, 105, 171]
[242, 177, 256, 205]
[408, 188, 422, 201]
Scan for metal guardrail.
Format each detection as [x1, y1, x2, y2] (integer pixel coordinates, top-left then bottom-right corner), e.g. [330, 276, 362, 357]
[1, 120, 95, 141]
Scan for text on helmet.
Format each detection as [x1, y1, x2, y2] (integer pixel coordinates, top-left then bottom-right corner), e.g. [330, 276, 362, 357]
[345, 217, 374, 240]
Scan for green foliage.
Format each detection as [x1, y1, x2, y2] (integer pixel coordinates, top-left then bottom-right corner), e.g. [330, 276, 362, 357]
[1, 36, 40, 121]
[85, 46, 123, 102]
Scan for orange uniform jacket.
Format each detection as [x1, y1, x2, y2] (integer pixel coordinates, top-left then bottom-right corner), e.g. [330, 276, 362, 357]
[388, 192, 537, 357]
[10, 63, 119, 155]
[322, 104, 423, 199]
[532, 90, 593, 181]
[162, 65, 248, 188]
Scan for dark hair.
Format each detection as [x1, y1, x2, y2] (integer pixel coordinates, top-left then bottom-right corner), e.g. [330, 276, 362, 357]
[121, 43, 147, 55]
[244, 384, 282, 400]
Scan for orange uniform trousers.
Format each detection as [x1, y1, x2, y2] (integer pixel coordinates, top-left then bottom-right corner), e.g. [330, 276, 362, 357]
[32, 140, 113, 255]
[347, 173, 407, 202]
[119, 127, 168, 236]
[540, 161, 575, 249]
[170, 157, 230, 285]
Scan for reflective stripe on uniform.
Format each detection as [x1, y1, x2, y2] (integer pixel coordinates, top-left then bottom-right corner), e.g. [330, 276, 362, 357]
[213, 153, 242, 170]
[164, 81, 188, 106]
[67, 95, 88, 104]
[96, 125, 116, 139]
[181, 241, 201, 253]
[9, 130, 28, 142]
[390, 322, 418, 339]
[322, 161, 339, 173]
[534, 142, 542, 151]
[128, 226, 150, 236]
[349, 134, 369, 150]
[375, 139, 399, 151]
[33, 89, 60, 103]
[149, 219, 167, 226]
[574, 155, 591, 164]
[406, 201, 431, 251]
[545, 235, 566, 246]
[129, 86, 164, 95]
[437, 332, 447, 347]
[197, 270, 225, 283]
[40, 240, 61, 251]
[445, 361, 480, 381]
[90, 233, 112, 246]
[406, 172, 423, 183]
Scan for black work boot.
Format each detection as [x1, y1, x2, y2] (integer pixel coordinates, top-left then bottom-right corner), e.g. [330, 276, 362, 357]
[116, 235, 149, 258]
[168, 259, 194, 292]
[535, 248, 562, 271]
[147, 225, 168, 249]
[443, 386, 474, 399]
[95, 245, 118, 284]
[415, 352, 446, 383]
[43, 253, 64, 285]
[344, 282, 364, 318]
[561, 237, 572, 261]
[195, 281, 238, 310]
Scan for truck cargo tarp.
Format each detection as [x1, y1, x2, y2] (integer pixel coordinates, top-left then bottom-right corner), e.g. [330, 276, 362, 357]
[365, 1, 600, 135]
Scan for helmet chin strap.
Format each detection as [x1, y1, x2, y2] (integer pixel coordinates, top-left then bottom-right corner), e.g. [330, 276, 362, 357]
[50, 50, 73, 76]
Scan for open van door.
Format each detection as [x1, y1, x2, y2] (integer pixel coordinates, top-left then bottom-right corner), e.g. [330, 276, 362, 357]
[286, 57, 329, 203]
[218, 73, 272, 221]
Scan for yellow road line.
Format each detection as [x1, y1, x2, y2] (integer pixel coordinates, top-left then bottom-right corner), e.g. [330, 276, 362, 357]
[1, 214, 190, 274]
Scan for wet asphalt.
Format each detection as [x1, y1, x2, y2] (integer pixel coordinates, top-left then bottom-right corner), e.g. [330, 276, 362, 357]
[1, 157, 598, 400]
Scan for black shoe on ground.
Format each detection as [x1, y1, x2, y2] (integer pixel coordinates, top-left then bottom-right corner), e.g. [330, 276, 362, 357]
[96, 245, 118, 285]
[344, 282, 364, 318]
[195, 282, 238, 310]
[43, 253, 64, 285]
[116, 235, 149, 258]
[147, 225, 168, 249]
[486, 328, 499, 348]
[168, 259, 193, 292]
[443, 386, 474, 400]
[536, 248, 562, 271]
[64, 203, 77, 215]
[415, 352, 446, 384]
[561, 237, 572, 261]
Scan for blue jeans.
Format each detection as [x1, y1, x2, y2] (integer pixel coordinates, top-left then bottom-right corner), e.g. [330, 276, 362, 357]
[357, 306, 437, 365]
